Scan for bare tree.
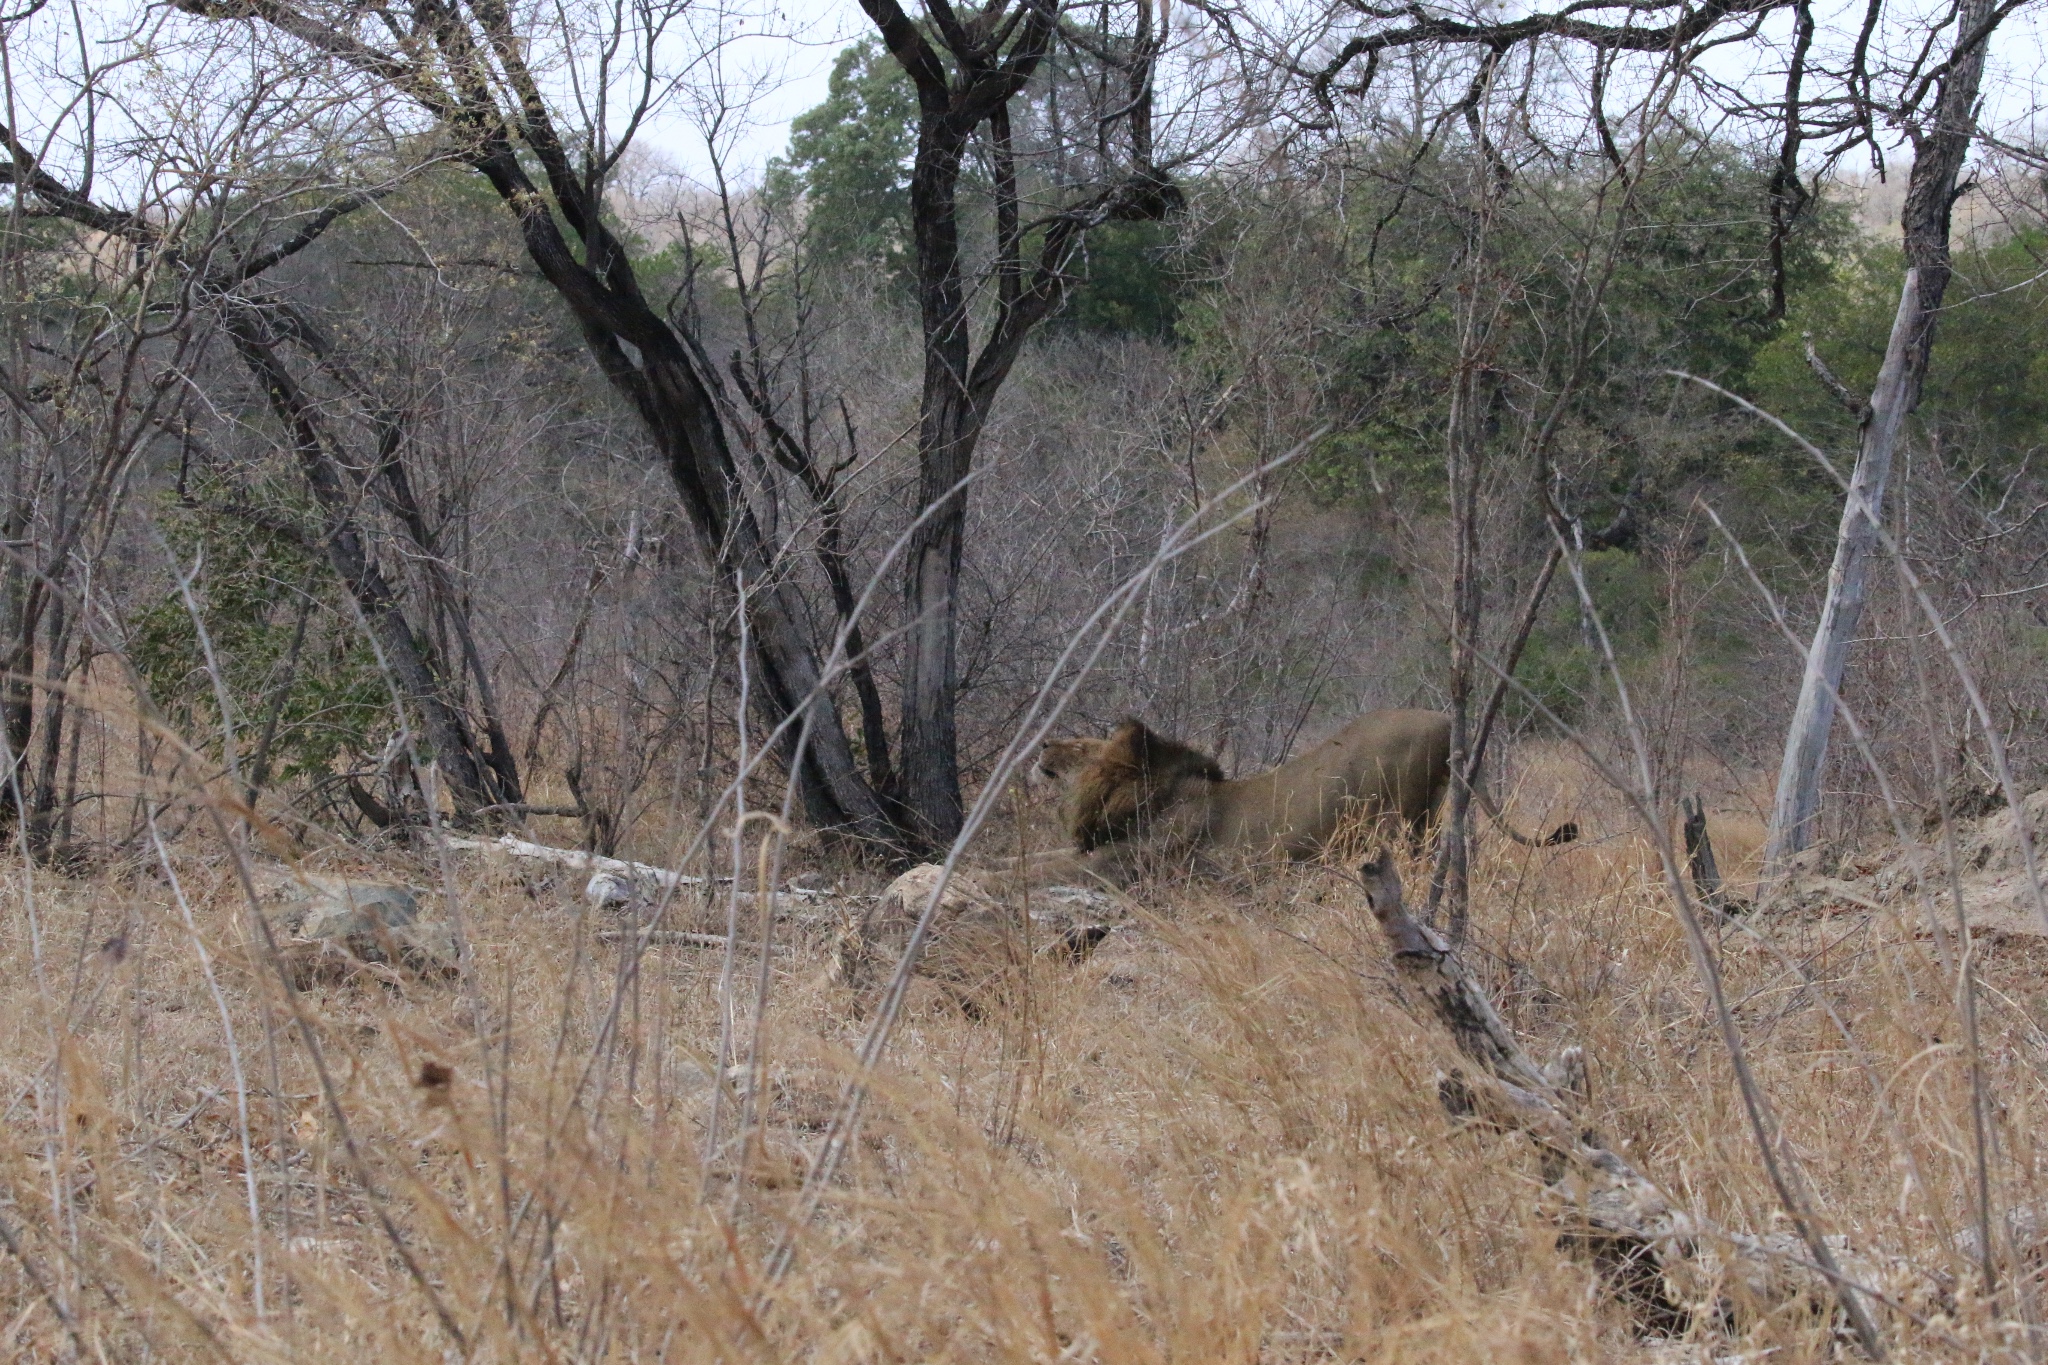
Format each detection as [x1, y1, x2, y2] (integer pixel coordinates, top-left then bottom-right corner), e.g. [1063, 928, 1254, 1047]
[862, 0, 1182, 845]
[165, 0, 1199, 854]
[0, 142, 533, 827]
[1763, 0, 2010, 874]
[212, 290, 526, 822]
[1255, 5, 1751, 935]
[160, 0, 917, 847]
[0, 15, 256, 852]
[1218, 0, 2037, 889]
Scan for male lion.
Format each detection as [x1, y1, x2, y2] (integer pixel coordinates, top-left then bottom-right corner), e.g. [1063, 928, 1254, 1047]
[1051, 726, 1224, 851]
[1017, 709, 1573, 885]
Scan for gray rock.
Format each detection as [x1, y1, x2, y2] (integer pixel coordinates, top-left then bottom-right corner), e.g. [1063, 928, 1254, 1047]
[280, 878, 417, 936]
[585, 870, 645, 909]
[273, 875, 458, 977]
[832, 865, 1114, 1005]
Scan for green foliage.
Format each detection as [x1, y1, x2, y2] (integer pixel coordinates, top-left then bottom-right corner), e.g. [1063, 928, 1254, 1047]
[1225, 140, 1859, 513]
[1165, 137, 1882, 705]
[1060, 219, 1181, 339]
[1748, 228, 2048, 484]
[1511, 550, 1662, 722]
[1505, 547, 1760, 724]
[129, 500, 387, 786]
[770, 38, 1187, 335]
[768, 38, 919, 279]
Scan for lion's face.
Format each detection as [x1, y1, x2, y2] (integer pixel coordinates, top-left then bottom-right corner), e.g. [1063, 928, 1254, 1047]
[1034, 736, 1108, 786]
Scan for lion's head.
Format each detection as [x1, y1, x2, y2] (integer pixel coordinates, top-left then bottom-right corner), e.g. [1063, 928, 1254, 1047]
[1065, 719, 1224, 852]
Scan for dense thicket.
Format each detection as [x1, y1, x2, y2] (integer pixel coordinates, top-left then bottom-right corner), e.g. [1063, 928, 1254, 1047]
[3, 7, 2047, 867]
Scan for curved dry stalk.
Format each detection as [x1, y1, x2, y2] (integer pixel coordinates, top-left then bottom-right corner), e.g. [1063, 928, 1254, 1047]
[702, 806, 789, 1191]
[0, 726, 75, 1319]
[701, 574, 756, 1189]
[144, 810, 266, 1318]
[736, 812, 792, 1190]
[152, 573, 481, 1352]
[1680, 371, 2048, 1311]
[1700, 496, 1990, 1281]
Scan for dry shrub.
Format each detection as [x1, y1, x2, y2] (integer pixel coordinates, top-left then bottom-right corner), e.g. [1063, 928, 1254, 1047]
[0, 775, 2038, 1361]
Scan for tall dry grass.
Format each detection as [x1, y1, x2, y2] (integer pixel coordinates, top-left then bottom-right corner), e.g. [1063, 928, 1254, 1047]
[0, 752, 2039, 1362]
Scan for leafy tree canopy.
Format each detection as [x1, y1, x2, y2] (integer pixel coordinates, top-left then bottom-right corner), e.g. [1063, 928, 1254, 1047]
[1748, 228, 2048, 483]
[767, 38, 919, 280]
[769, 37, 1183, 337]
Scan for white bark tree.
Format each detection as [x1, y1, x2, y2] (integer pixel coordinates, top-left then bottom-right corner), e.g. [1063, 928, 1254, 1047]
[1762, 0, 2003, 876]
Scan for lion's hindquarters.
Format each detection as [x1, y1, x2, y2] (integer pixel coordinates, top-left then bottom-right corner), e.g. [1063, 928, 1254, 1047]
[1261, 710, 1453, 855]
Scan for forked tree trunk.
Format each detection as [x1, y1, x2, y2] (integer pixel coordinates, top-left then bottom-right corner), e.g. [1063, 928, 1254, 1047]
[1763, 0, 1994, 878]
[455, 104, 904, 851]
[867, 0, 1174, 852]
[148, 0, 909, 851]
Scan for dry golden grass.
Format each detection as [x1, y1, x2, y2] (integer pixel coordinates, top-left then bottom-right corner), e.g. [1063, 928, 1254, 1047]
[0, 765, 2041, 1362]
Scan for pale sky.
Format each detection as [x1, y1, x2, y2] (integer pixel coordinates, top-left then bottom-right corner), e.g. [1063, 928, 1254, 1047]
[19, 0, 2048, 213]
[636, 0, 867, 185]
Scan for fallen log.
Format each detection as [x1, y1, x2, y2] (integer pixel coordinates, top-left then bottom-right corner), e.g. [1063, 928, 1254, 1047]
[1355, 853, 1936, 1342]
[435, 833, 836, 900]
[594, 928, 791, 953]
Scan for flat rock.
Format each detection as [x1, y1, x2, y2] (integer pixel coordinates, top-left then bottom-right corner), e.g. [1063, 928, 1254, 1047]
[270, 875, 458, 980]
[585, 869, 651, 909]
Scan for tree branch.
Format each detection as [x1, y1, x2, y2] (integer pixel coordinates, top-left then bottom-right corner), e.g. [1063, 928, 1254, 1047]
[1314, 0, 1786, 102]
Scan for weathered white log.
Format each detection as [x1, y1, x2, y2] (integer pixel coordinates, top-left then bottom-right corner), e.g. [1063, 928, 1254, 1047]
[1765, 273, 1924, 877]
[1766, 0, 1997, 880]
[435, 833, 834, 899]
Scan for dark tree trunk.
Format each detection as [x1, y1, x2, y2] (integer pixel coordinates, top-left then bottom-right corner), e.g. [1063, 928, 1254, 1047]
[866, 0, 1175, 848]
[811, 476, 899, 810]
[222, 302, 505, 821]
[898, 115, 977, 848]
[0, 492, 45, 841]
[0, 589, 32, 835]
[271, 308, 532, 815]
[455, 136, 903, 850]
[24, 592, 71, 853]
[1435, 364, 1485, 944]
